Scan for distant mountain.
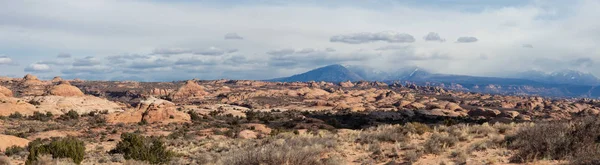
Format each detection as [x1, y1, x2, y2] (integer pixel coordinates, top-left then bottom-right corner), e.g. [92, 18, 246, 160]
[268, 64, 363, 82]
[515, 70, 600, 86]
[268, 64, 600, 98]
[346, 65, 432, 81]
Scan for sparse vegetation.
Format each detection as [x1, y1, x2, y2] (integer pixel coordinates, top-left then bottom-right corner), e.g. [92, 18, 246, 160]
[110, 133, 174, 164]
[508, 117, 600, 164]
[220, 133, 340, 165]
[26, 137, 86, 165]
[4, 145, 25, 156]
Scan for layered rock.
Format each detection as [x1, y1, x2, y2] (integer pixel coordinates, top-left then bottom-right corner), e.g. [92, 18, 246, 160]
[169, 80, 208, 102]
[0, 97, 38, 116]
[48, 81, 84, 97]
[18, 74, 47, 96]
[107, 97, 190, 124]
[0, 85, 12, 97]
[25, 95, 123, 115]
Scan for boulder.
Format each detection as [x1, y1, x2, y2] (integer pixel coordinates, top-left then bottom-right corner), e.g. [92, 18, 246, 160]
[468, 108, 501, 118]
[47, 81, 84, 97]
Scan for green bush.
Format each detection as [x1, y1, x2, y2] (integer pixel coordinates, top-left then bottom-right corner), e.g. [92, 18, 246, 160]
[59, 110, 79, 120]
[25, 137, 86, 165]
[29, 111, 53, 122]
[110, 133, 174, 164]
[4, 145, 25, 156]
[9, 112, 23, 119]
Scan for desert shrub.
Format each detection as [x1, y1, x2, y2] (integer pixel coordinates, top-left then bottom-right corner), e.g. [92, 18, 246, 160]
[89, 115, 107, 126]
[424, 132, 458, 154]
[404, 122, 432, 135]
[509, 117, 600, 164]
[4, 145, 25, 156]
[469, 123, 496, 138]
[357, 124, 410, 144]
[109, 133, 174, 164]
[220, 134, 340, 165]
[26, 137, 85, 165]
[447, 124, 472, 142]
[59, 110, 79, 120]
[188, 111, 203, 122]
[8, 112, 23, 119]
[29, 111, 53, 122]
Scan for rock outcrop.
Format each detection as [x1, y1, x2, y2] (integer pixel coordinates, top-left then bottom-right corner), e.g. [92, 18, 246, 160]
[48, 81, 84, 97]
[26, 95, 123, 115]
[0, 97, 37, 116]
[107, 97, 190, 124]
[51, 76, 63, 83]
[0, 85, 12, 97]
[18, 74, 47, 96]
[169, 80, 208, 102]
[0, 135, 30, 152]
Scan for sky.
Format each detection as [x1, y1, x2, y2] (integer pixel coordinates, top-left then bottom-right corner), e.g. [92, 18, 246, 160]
[0, 0, 599, 81]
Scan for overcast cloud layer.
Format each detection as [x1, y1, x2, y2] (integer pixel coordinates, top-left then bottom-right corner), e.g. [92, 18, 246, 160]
[0, 0, 599, 81]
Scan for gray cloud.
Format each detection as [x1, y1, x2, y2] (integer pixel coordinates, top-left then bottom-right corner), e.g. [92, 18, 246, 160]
[61, 66, 112, 75]
[224, 33, 244, 40]
[570, 57, 594, 68]
[522, 44, 533, 48]
[423, 32, 445, 42]
[194, 47, 238, 56]
[57, 53, 71, 58]
[174, 57, 219, 66]
[376, 45, 411, 51]
[456, 36, 478, 43]
[24, 63, 51, 73]
[106, 54, 150, 64]
[267, 49, 295, 56]
[296, 48, 315, 54]
[268, 48, 369, 68]
[325, 48, 336, 52]
[0, 56, 13, 65]
[128, 59, 173, 69]
[38, 60, 70, 65]
[330, 32, 416, 44]
[73, 57, 102, 66]
[152, 48, 192, 55]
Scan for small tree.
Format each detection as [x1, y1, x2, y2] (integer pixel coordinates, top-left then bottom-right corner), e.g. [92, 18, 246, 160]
[110, 133, 174, 164]
[26, 137, 85, 165]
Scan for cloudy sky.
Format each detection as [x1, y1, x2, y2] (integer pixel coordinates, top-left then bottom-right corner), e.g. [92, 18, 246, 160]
[0, 0, 599, 81]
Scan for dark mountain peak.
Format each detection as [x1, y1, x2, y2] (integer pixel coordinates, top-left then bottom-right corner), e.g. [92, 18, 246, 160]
[268, 64, 364, 82]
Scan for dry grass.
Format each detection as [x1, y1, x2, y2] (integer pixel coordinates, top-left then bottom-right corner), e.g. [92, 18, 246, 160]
[219, 132, 341, 165]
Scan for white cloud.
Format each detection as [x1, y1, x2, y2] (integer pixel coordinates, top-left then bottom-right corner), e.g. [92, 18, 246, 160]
[0, 56, 12, 65]
[24, 63, 51, 72]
